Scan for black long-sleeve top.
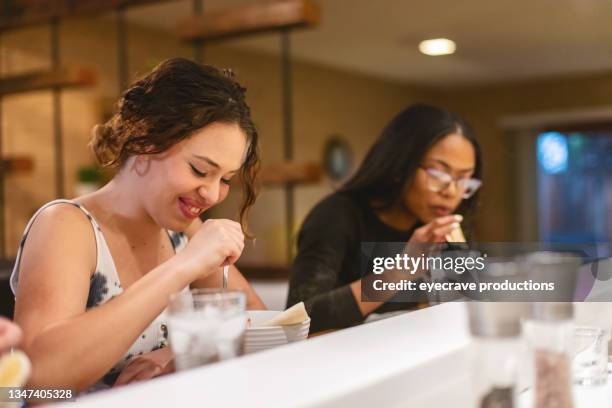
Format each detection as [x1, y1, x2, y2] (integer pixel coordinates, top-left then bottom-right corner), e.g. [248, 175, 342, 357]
[286, 192, 420, 333]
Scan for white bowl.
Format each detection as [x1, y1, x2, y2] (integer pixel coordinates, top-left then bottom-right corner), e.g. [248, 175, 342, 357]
[244, 310, 310, 354]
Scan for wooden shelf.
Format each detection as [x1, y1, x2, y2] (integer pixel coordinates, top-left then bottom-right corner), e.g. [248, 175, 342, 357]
[0, 65, 97, 96]
[1, 155, 34, 175]
[0, 0, 176, 31]
[258, 161, 322, 186]
[177, 0, 320, 43]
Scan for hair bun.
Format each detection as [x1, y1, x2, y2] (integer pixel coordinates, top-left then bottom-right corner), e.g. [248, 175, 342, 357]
[90, 123, 119, 166]
[124, 85, 146, 102]
[120, 86, 147, 117]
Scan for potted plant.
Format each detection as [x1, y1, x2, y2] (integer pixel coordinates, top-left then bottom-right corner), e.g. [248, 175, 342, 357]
[75, 165, 104, 197]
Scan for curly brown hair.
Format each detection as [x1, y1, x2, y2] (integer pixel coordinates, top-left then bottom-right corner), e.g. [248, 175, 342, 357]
[90, 58, 260, 234]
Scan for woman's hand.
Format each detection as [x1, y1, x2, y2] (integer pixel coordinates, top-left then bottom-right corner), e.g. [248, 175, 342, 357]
[113, 347, 175, 387]
[0, 317, 22, 353]
[409, 214, 462, 243]
[175, 219, 245, 280]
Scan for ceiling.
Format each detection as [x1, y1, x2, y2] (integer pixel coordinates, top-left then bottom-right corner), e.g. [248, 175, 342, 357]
[128, 0, 612, 86]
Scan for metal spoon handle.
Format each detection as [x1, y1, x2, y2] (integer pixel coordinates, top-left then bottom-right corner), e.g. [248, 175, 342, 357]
[223, 265, 229, 289]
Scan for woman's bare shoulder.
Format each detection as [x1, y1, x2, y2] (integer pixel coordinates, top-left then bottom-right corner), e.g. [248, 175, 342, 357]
[22, 202, 97, 267]
[34, 202, 94, 230]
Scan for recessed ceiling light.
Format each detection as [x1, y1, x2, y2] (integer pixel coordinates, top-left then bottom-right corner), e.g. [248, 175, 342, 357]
[418, 38, 456, 56]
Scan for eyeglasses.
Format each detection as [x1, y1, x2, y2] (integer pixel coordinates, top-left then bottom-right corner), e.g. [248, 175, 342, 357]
[419, 166, 482, 199]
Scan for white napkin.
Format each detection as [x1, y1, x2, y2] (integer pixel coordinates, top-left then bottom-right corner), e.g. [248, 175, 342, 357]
[445, 224, 465, 243]
[263, 302, 309, 326]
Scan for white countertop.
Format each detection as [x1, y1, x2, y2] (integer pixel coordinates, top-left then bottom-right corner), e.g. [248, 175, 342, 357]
[55, 302, 612, 407]
[57, 303, 471, 407]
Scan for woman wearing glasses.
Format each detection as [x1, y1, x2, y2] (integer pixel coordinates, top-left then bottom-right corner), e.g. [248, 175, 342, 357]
[287, 104, 482, 332]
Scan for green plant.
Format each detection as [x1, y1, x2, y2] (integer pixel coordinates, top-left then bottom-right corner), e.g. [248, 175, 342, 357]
[77, 165, 103, 184]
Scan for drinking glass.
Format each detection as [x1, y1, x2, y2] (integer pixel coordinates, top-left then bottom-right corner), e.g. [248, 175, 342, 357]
[570, 326, 610, 386]
[167, 289, 247, 371]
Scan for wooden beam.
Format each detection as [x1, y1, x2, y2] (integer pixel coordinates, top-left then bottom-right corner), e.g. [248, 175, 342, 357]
[0, 0, 179, 31]
[178, 0, 320, 43]
[1, 155, 34, 174]
[258, 161, 322, 186]
[0, 65, 96, 96]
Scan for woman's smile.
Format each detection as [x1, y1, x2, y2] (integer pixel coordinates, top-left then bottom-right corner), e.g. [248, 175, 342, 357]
[178, 197, 206, 219]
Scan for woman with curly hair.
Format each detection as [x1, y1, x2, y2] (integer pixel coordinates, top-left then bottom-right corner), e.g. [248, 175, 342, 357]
[10, 58, 265, 392]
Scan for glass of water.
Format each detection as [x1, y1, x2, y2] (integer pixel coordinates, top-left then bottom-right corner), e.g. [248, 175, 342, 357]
[167, 289, 247, 371]
[570, 326, 610, 386]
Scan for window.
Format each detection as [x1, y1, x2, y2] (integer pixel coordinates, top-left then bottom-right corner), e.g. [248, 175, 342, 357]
[537, 131, 612, 244]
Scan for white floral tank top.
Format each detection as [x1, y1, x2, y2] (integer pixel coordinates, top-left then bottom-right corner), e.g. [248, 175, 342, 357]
[9, 199, 189, 391]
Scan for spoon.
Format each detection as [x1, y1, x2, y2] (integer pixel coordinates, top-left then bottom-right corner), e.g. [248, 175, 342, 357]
[223, 265, 229, 289]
